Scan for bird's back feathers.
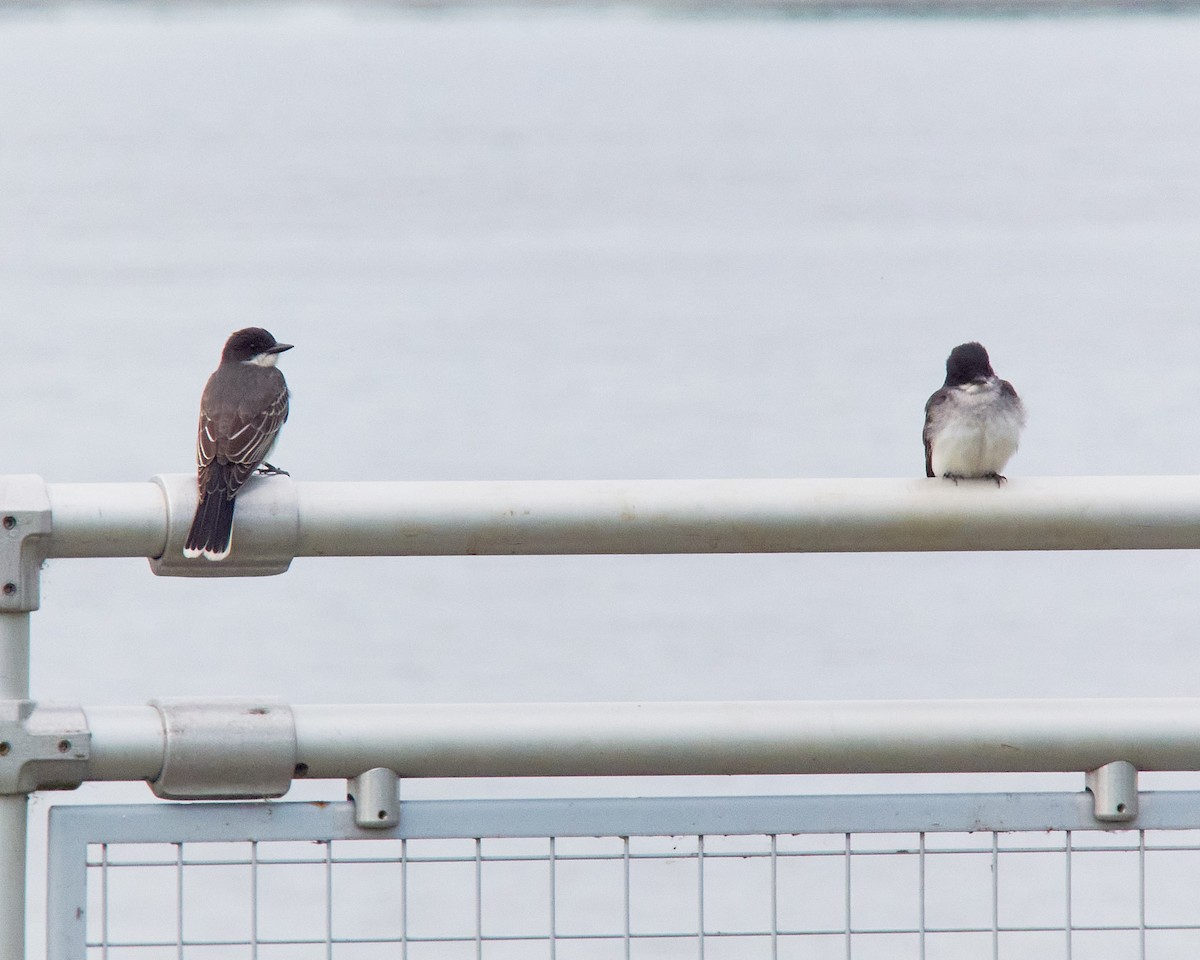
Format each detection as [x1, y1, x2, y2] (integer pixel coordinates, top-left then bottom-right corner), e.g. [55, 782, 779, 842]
[184, 351, 290, 560]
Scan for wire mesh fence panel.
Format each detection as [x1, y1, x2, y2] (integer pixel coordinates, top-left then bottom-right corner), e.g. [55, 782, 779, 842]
[46, 792, 1200, 960]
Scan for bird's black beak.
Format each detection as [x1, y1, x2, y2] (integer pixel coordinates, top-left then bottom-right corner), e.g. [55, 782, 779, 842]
[269, 342, 294, 354]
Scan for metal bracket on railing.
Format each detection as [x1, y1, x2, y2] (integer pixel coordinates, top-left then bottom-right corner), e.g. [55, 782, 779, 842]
[347, 767, 400, 828]
[0, 475, 52, 612]
[148, 473, 298, 578]
[0, 700, 90, 794]
[149, 698, 297, 800]
[1085, 760, 1138, 822]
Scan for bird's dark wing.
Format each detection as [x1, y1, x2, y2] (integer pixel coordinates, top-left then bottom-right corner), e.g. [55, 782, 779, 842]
[922, 387, 951, 478]
[196, 367, 290, 499]
[997, 377, 1027, 434]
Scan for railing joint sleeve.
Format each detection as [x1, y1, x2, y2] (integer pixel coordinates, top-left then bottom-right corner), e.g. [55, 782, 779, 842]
[147, 473, 297, 578]
[149, 698, 296, 799]
[0, 700, 90, 794]
[0, 476, 51, 612]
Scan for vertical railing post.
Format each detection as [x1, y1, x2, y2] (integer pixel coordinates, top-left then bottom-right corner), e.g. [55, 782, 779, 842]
[0, 475, 53, 960]
[0, 610, 30, 960]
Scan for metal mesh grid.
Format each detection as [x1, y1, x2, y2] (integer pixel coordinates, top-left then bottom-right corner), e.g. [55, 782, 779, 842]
[72, 823, 1200, 959]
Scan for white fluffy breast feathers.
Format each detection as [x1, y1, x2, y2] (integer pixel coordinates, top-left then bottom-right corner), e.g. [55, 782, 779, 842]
[928, 381, 1025, 479]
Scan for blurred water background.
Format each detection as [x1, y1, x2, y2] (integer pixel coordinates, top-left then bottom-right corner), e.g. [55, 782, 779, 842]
[2, 2, 1200, 953]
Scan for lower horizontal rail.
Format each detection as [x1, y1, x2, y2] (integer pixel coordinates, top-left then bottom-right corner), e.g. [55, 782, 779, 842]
[80, 697, 1200, 783]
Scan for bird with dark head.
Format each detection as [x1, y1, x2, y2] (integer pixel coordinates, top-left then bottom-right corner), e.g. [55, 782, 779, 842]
[183, 327, 293, 560]
[943, 341, 993, 386]
[923, 341, 1025, 484]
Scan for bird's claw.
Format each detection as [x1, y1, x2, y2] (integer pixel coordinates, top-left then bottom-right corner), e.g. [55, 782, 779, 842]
[257, 462, 290, 477]
[942, 472, 1006, 487]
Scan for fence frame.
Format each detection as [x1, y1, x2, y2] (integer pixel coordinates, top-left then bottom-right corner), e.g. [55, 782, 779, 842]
[46, 790, 1200, 958]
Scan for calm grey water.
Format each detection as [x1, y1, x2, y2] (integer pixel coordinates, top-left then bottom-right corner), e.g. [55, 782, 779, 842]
[3, 4, 1200, 952]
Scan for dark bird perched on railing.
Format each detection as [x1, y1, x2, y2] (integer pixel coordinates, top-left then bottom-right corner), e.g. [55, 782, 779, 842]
[184, 327, 293, 560]
[923, 341, 1025, 485]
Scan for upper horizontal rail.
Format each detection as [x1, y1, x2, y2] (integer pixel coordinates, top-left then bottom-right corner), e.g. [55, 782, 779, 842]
[36, 473, 1200, 560]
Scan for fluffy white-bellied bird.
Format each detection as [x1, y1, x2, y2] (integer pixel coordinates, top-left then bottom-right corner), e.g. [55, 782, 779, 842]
[183, 327, 293, 560]
[923, 342, 1025, 484]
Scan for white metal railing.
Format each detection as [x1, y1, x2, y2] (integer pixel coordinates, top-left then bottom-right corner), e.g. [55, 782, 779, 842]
[6, 474, 1200, 958]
